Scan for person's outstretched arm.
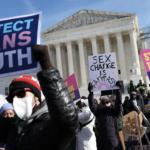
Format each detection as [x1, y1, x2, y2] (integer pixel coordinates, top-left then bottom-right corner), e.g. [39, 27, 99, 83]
[115, 81, 122, 117]
[32, 45, 78, 150]
[88, 83, 98, 116]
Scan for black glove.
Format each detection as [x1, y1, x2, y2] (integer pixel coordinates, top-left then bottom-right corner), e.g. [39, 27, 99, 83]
[88, 83, 93, 94]
[32, 44, 53, 69]
[116, 81, 121, 88]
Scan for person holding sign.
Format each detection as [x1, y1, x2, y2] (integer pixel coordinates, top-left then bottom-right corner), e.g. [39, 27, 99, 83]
[88, 81, 122, 150]
[0, 45, 78, 150]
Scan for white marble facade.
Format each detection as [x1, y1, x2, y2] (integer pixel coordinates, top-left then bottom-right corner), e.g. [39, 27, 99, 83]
[0, 10, 147, 96]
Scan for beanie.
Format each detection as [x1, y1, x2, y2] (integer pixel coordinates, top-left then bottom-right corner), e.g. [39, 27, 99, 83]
[0, 103, 14, 114]
[8, 75, 41, 101]
[99, 96, 110, 102]
[131, 91, 136, 95]
[81, 99, 89, 107]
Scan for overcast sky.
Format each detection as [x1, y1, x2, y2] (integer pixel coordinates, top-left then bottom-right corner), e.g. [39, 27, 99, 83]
[1, 0, 150, 43]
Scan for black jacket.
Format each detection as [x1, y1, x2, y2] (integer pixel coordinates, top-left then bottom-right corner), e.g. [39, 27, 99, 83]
[88, 89, 122, 149]
[123, 100, 130, 115]
[142, 95, 147, 105]
[0, 68, 78, 150]
[123, 95, 145, 115]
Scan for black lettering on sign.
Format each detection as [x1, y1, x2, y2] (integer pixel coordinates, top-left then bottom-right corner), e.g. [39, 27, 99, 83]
[99, 56, 104, 63]
[105, 55, 111, 62]
[93, 80, 98, 85]
[111, 62, 115, 68]
[103, 70, 106, 75]
[93, 56, 97, 64]
[90, 65, 95, 71]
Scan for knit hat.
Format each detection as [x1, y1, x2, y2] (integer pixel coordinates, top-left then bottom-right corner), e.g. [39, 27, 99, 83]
[99, 96, 110, 102]
[0, 103, 14, 114]
[81, 99, 89, 107]
[7, 75, 41, 102]
[131, 91, 136, 95]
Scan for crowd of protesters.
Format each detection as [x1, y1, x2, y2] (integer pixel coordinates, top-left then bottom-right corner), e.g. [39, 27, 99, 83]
[1, 44, 150, 150]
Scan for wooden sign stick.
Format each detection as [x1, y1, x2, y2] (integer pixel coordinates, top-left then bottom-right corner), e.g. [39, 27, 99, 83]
[134, 113, 142, 150]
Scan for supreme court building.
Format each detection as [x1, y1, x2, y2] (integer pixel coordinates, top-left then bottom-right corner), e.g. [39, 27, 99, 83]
[0, 10, 148, 96]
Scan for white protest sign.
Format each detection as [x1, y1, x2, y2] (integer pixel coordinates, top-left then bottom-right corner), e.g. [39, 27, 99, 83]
[88, 52, 119, 92]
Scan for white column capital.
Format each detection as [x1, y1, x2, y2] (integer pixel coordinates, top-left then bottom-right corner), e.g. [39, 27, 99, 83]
[129, 28, 135, 35]
[116, 31, 122, 37]
[77, 38, 84, 44]
[102, 33, 109, 39]
[54, 42, 61, 48]
[90, 35, 97, 41]
[66, 40, 72, 45]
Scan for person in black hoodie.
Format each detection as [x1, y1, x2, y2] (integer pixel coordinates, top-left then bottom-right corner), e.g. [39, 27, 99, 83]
[0, 45, 78, 150]
[88, 82, 122, 150]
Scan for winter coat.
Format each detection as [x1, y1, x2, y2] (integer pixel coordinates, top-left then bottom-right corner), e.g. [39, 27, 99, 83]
[142, 95, 147, 105]
[88, 89, 122, 150]
[123, 95, 145, 115]
[123, 100, 130, 115]
[77, 106, 97, 150]
[0, 68, 78, 150]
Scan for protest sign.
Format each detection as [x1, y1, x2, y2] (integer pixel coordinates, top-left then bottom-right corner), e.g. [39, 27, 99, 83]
[88, 52, 119, 92]
[0, 12, 41, 77]
[140, 49, 150, 80]
[64, 74, 80, 101]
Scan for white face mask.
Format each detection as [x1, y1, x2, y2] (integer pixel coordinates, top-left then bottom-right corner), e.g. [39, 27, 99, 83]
[13, 95, 36, 120]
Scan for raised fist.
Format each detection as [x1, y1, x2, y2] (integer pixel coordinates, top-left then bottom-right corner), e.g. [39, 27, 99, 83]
[88, 83, 93, 94]
[32, 44, 53, 69]
[116, 81, 121, 88]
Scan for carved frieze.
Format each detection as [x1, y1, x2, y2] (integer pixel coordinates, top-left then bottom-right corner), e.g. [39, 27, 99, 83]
[46, 13, 132, 34]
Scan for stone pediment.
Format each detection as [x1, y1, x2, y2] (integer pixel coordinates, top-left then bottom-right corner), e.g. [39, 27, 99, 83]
[42, 9, 136, 35]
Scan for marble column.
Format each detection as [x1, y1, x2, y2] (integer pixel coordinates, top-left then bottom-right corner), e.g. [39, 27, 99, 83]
[116, 31, 127, 80]
[55, 43, 63, 77]
[66, 41, 74, 75]
[129, 29, 141, 73]
[90, 36, 98, 55]
[102, 33, 111, 53]
[77, 38, 87, 86]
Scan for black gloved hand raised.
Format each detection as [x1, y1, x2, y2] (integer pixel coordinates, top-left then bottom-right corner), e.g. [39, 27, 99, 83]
[32, 44, 53, 69]
[116, 81, 121, 88]
[88, 83, 93, 94]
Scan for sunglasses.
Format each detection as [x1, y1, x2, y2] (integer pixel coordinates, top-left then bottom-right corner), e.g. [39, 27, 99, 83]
[7, 88, 31, 102]
[102, 101, 110, 105]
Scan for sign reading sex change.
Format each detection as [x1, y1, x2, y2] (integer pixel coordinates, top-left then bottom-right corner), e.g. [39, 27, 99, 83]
[0, 12, 41, 77]
[88, 52, 119, 92]
[64, 74, 81, 101]
[140, 49, 150, 80]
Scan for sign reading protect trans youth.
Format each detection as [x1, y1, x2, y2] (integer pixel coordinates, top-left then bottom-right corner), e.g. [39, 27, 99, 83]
[64, 74, 80, 101]
[140, 49, 150, 80]
[0, 12, 41, 77]
[88, 52, 119, 92]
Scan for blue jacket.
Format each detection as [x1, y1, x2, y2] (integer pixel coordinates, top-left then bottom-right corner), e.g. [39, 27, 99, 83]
[88, 89, 122, 150]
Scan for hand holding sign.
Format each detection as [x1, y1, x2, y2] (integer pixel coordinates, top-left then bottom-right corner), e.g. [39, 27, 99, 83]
[88, 83, 93, 94]
[32, 44, 53, 69]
